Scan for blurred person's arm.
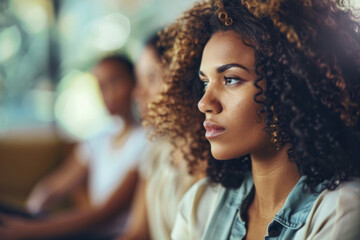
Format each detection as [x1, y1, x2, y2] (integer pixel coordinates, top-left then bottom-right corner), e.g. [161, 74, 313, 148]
[0, 168, 139, 240]
[26, 150, 88, 215]
[117, 178, 150, 240]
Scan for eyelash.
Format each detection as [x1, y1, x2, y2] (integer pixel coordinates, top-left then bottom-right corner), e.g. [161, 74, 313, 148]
[224, 76, 242, 86]
[202, 81, 210, 90]
[200, 76, 243, 91]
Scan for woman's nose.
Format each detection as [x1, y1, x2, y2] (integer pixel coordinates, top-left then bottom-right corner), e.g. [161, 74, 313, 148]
[198, 85, 222, 114]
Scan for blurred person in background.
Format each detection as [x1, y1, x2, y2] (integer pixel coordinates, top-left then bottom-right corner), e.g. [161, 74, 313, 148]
[117, 32, 205, 240]
[0, 55, 147, 240]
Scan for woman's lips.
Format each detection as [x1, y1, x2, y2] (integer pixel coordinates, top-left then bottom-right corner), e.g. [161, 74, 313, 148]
[203, 121, 226, 139]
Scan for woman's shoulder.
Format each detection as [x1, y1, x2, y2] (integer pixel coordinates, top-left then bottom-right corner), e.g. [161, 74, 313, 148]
[318, 178, 360, 209]
[317, 178, 360, 221]
[297, 178, 360, 239]
[319, 178, 360, 214]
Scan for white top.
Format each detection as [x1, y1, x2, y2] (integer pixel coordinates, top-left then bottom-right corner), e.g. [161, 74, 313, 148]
[171, 178, 224, 240]
[140, 141, 197, 240]
[76, 121, 147, 206]
[172, 178, 360, 240]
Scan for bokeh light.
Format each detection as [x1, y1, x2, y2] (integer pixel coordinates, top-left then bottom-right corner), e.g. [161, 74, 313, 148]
[96, 13, 131, 51]
[0, 26, 21, 63]
[10, 0, 52, 34]
[54, 70, 110, 140]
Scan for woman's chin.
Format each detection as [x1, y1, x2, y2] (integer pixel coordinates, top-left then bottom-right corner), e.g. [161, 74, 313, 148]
[211, 146, 238, 160]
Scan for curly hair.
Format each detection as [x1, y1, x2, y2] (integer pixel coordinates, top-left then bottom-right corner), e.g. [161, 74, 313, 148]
[145, 0, 360, 191]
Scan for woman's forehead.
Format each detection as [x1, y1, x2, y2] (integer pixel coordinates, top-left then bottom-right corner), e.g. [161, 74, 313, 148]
[200, 31, 255, 72]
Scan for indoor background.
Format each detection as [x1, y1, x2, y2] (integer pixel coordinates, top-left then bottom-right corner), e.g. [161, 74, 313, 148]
[0, 0, 198, 210]
[0, 0, 359, 211]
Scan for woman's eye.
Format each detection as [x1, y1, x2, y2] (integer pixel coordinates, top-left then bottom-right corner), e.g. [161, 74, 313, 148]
[203, 81, 209, 89]
[200, 79, 209, 91]
[224, 77, 242, 86]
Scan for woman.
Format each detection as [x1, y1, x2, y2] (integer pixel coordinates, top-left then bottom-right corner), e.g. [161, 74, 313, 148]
[118, 33, 201, 240]
[147, 0, 360, 239]
[0, 55, 147, 240]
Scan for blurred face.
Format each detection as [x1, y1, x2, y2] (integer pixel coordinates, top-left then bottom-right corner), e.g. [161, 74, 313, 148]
[198, 30, 272, 160]
[94, 60, 134, 116]
[134, 46, 163, 117]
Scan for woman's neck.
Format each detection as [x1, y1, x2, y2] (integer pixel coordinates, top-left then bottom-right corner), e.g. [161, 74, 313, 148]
[250, 145, 301, 218]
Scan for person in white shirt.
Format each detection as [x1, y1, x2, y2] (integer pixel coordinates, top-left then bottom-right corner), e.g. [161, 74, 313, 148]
[0, 55, 147, 240]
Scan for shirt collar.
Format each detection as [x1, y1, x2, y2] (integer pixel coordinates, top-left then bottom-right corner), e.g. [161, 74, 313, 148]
[229, 174, 327, 229]
[228, 173, 254, 207]
[273, 176, 327, 229]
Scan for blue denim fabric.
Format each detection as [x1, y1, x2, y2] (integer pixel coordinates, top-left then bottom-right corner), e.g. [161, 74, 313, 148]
[201, 175, 326, 240]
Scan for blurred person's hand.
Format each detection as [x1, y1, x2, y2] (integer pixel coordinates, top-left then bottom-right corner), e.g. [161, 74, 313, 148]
[26, 180, 59, 215]
[26, 152, 88, 215]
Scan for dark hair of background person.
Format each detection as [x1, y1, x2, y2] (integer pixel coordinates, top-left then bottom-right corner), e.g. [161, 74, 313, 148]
[98, 54, 136, 84]
[145, 30, 166, 60]
[145, 0, 360, 192]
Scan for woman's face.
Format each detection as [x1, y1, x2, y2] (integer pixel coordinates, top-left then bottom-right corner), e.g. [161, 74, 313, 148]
[134, 46, 163, 118]
[198, 30, 272, 160]
[94, 61, 134, 116]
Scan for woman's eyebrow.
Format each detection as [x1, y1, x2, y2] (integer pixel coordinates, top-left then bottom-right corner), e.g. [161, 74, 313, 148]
[217, 63, 249, 73]
[199, 63, 249, 76]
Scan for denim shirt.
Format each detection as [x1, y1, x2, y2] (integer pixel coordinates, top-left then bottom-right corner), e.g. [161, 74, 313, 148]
[201, 175, 327, 240]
